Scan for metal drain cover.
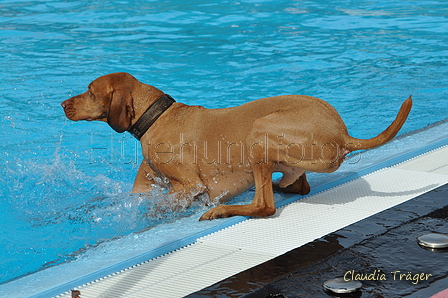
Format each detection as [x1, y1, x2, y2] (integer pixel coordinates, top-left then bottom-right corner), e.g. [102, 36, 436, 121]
[418, 233, 448, 249]
[323, 277, 362, 294]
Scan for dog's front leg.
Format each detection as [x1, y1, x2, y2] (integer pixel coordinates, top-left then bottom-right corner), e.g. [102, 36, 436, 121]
[199, 163, 276, 220]
[131, 160, 160, 193]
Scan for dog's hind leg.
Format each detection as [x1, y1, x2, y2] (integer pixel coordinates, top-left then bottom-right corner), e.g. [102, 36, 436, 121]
[199, 163, 276, 220]
[274, 172, 311, 195]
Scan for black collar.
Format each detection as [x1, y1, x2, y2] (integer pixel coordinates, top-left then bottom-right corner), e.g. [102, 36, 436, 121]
[128, 94, 175, 140]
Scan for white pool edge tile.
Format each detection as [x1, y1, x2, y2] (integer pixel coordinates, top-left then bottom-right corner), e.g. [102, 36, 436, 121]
[53, 146, 448, 298]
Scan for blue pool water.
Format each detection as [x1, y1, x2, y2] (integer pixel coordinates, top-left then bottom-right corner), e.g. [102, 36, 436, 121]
[1, 0, 448, 291]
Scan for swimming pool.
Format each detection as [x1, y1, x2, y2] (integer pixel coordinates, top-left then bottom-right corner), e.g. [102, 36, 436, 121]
[1, 0, 447, 293]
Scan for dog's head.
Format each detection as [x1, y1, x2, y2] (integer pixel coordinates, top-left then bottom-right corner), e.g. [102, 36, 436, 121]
[61, 72, 136, 133]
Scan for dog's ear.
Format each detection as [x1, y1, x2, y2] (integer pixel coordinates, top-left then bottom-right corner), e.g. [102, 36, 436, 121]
[107, 90, 135, 133]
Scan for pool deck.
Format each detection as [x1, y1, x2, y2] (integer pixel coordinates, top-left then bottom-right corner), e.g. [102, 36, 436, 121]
[50, 142, 448, 297]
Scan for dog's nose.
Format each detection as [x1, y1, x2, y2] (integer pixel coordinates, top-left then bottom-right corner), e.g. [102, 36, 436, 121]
[61, 100, 69, 109]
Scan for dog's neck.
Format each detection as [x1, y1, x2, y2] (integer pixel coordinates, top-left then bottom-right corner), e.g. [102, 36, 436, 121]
[128, 94, 175, 140]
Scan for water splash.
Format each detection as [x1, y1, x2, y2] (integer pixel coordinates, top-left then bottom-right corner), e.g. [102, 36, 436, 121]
[0, 149, 209, 284]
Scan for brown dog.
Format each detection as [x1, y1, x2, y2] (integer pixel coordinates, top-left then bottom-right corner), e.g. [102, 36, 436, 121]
[61, 72, 412, 220]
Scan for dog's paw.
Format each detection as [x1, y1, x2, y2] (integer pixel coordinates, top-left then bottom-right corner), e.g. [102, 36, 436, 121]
[199, 206, 229, 221]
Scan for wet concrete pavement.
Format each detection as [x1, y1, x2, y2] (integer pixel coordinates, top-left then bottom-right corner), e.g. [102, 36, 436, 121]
[188, 184, 448, 298]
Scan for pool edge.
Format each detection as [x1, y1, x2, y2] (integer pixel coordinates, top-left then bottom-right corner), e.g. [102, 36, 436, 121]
[32, 138, 448, 298]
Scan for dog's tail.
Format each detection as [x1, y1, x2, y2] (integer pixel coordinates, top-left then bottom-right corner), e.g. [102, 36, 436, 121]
[345, 95, 413, 152]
